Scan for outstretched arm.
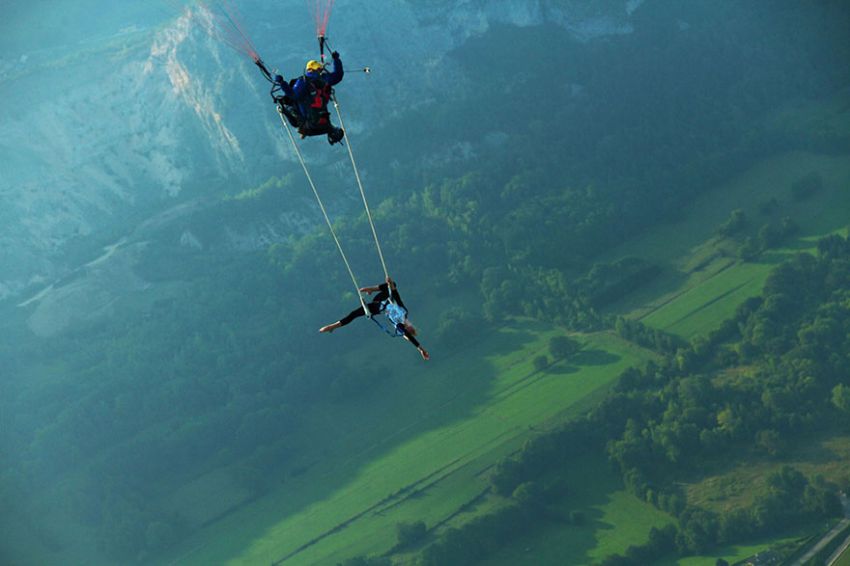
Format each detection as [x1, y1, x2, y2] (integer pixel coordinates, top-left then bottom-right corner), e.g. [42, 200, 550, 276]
[326, 51, 344, 86]
[404, 335, 429, 360]
[359, 285, 381, 294]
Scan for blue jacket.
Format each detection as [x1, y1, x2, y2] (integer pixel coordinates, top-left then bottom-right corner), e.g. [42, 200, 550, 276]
[277, 55, 343, 119]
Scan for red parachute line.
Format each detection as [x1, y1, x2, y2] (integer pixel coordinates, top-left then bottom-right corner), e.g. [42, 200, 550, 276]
[219, 0, 260, 59]
[309, 0, 335, 38]
[197, 0, 261, 62]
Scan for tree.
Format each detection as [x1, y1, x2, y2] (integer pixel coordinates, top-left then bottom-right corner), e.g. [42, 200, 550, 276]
[757, 223, 782, 250]
[490, 457, 524, 496]
[802, 481, 842, 518]
[716, 209, 747, 237]
[549, 335, 581, 360]
[738, 236, 760, 260]
[676, 507, 720, 554]
[512, 481, 545, 508]
[533, 355, 549, 372]
[718, 509, 751, 543]
[435, 307, 482, 346]
[755, 429, 785, 458]
[832, 384, 850, 414]
[395, 520, 427, 548]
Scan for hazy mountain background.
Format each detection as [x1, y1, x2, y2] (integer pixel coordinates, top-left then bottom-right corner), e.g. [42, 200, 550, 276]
[2, 1, 849, 564]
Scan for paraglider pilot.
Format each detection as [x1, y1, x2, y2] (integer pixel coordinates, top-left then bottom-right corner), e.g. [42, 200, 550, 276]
[319, 277, 430, 360]
[272, 51, 345, 145]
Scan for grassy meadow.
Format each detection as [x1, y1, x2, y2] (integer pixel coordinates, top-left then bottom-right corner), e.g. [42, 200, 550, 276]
[155, 323, 654, 565]
[477, 454, 675, 566]
[152, 148, 850, 566]
[607, 150, 850, 339]
[656, 532, 815, 566]
[4, 4, 850, 565]
[463, 149, 850, 565]
[837, 545, 850, 566]
[684, 434, 850, 515]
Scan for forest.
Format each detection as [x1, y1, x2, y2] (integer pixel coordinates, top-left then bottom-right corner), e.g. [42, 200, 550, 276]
[475, 234, 850, 566]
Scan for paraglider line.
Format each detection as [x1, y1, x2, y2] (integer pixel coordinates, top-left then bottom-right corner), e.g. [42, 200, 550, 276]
[275, 107, 369, 314]
[219, 0, 259, 60]
[331, 94, 389, 281]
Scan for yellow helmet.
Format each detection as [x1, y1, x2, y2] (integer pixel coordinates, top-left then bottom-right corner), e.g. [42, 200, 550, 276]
[305, 60, 324, 73]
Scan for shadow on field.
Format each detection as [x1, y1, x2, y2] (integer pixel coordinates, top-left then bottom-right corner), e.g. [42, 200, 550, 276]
[482, 451, 665, 566]
[573, 348, 620, 367]
[759, 242, 813, 265]
[546, 349, 621, 376]
[186, 319, 554, 564]
[555, 452, 664, 566]
[546, 364, 579, 375]
[605, 263, 689, 317]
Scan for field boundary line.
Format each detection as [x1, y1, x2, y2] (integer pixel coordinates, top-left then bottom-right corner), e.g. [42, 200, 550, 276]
[663, 278, 753, 330]
[828, 533, 850, 566]
[793, 518, 850, 566]
[637, 259, 738, 322]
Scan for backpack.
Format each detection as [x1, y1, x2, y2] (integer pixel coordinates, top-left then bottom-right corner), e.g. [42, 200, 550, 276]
[301, 75, 332, 126]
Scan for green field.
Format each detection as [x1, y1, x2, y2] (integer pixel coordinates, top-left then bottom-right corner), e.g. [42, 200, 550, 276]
[605, 150, 850, 339]
[467, 149, 850, 565]
[836, 543, 850, 566]
[655, 531, 812, 566]
[684, 434, 850, 516]
[640, 261, 771, 338]
[477, 454, 675, 566]
[156, 323, 655, 565]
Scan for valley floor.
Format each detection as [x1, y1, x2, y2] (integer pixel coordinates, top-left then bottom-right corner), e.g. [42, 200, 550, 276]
[154, 149, 850, 565]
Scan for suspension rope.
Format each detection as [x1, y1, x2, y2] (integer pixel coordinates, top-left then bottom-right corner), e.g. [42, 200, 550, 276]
[275, 106, 368, 314]
[330, 94, 390, 281]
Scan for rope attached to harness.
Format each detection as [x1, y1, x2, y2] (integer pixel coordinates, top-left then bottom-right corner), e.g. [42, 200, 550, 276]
[266, 47, 393, 329]
[330, 94, 390, 282]
[275, 106, 368, 315]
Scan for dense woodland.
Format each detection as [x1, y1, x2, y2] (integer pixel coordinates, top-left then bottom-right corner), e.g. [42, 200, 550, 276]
[1, 1, 850, 562]
[453, 234, 850, 566]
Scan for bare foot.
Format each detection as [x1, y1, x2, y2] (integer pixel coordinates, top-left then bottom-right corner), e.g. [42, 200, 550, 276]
[319, 323, 338, 333]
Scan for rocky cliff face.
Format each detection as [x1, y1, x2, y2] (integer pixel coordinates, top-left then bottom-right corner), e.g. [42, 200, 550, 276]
[0, 0, 641, 321]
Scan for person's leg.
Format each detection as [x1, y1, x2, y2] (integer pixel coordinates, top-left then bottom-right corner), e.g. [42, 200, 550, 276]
[299, 122, 334, 139]
[327, 127, 345, 145]
[279, 104, 301, 128]
[319, 306, 366, 333]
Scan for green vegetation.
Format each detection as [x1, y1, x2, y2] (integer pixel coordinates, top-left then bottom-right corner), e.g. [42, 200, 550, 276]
[685, 435, 850, 514]
[658, 532, 814, 566]
[616, 149, 850, 342]
[810, 522, 850, 566]
[157, 327, 651, 565]
[3, 2, 850, 565]
[837, 545, 850, 566]
[478, 454, 675, 566]
[473, 233, 850, 566]
[640, 262, 772, 338]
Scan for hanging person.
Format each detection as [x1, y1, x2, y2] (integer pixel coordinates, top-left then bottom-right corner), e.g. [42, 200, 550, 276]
[319, 277, 430, 360]
[272, 51, 345, 145]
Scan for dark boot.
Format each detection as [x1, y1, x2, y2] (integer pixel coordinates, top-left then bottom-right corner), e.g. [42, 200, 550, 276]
[327, 128, 345, 145]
